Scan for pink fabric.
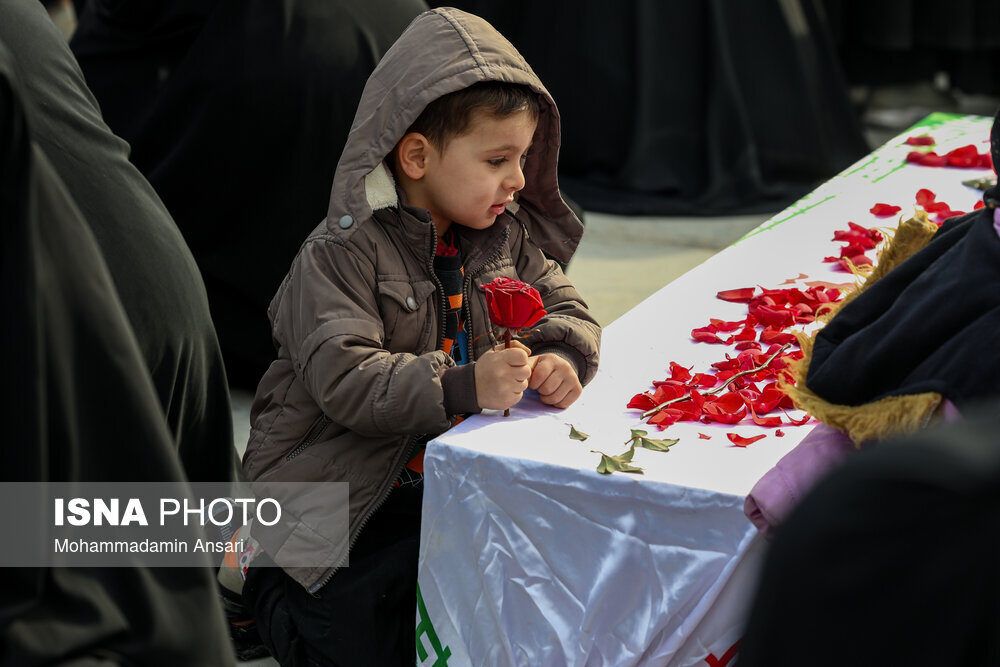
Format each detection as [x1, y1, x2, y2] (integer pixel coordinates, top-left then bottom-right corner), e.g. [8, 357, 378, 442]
[993, 207, 1000, 239]
[744, 399, 963, 536]
[744, 424, 854, 538]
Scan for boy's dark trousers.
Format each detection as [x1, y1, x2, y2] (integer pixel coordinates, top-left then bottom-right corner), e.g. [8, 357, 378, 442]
[244, 486, 422, 666]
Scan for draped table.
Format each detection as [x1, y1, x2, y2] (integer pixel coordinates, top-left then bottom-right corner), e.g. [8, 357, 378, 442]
[415, 113, 993, 666]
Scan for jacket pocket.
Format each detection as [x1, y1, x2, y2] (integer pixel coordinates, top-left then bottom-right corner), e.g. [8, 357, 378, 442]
[285, 414, 332, 461]
[376, 278, 437, 353]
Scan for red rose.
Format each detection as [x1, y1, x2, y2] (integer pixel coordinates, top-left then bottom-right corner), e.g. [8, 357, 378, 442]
[479, 277, 547, 329]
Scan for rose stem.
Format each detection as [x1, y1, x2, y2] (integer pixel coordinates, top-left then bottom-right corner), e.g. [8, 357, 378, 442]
[504, 329, 511, 417]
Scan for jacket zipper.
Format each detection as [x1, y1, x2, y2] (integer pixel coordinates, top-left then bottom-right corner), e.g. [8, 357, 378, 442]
[463, 224, 512, 354]
[308, 221, 511, 594]
[284, 415, 331, 461]
[307, 219, 446, 594]
[308, 431, 421, 594]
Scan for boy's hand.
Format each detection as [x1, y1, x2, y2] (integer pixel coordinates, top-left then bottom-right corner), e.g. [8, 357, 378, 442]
[527, 353, 582, 409]
[474, 345, 532, 410]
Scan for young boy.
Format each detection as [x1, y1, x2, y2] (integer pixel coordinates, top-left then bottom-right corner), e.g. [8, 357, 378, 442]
[241, 8, 601, 665]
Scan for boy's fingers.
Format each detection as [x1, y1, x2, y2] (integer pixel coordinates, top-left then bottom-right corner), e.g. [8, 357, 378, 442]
[541, 382, 581, 409]
[502, 348, 530, 366]
[536, 372, 566, 397]
[508, 339, 531, 354]
[527, 367, 548, 390]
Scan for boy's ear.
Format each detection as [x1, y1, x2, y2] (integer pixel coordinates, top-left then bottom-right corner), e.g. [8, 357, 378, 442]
[396, 132, 432, 180]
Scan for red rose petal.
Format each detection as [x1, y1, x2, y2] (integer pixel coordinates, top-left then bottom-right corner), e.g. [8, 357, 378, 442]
[669, 361, 692, 383]
[648, 410, 678, 428]
[691, 373, 718, 388]
[780, 408, 811, 426]
[775, 429, 785, 437]
[698, 433, 712, 440]
[905, 135, 935, 146]
[869, 203, 901, 216]
[708, 318, 748, 332]
[627, 393, 656, 411]
[945, 145, 979, 168]
[760, 328, 797, 346]
[752, 304, 795, 328]
[716, 288, 756, 303]
[915, 188, 936, 207]
[727, 433, 766, 447]
[714, 391, 747, 411]
[751, 413, 782, 427]
[652, 383, 686, 404]
[692, 329, 725, 344]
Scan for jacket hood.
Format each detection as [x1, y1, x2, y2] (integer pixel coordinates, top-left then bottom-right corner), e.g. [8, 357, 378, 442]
[326, 7, 583, 264]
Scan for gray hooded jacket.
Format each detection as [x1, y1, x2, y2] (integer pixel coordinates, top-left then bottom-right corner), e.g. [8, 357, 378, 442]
[243, 7, 601, 591]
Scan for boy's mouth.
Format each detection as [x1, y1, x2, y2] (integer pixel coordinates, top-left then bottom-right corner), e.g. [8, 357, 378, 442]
[489, 203, 507, 216]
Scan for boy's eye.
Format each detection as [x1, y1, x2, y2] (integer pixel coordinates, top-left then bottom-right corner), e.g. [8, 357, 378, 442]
[487, 158, 506, 167]
[519, 152, 530, 166]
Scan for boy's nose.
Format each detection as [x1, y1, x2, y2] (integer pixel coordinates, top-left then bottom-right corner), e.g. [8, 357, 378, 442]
[505, 165, 525, 192]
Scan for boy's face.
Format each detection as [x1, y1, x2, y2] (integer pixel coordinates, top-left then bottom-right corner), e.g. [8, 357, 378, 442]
[408, 108, 537, 236]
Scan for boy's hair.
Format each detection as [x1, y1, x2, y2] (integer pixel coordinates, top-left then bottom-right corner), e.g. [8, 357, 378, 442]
[407, 81, 540, 149]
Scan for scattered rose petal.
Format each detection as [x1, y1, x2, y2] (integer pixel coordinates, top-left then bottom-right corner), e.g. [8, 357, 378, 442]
[648, 410, 678, 428]
[708, 318, 747, 332]
[652, 383, 686, 404]
[906, 150, 949, 167]
[627, 393, 657, 411]
[905, 135, 935, 146]
[698, 433, 712, 440]
[915, 188, 936, 207]
[869, 202, 901, 216]
[750, 409, 782, 427]
[946, 144, 979, 167]
[727, 433, 766, 447]
[692, 329, 725, 344]
[716, 287, 756, 302]
[780, 408, 811, 426]
[760, 328, 797, 346]
[702, 397, 747, 424]
[907, 145, 990, 169]
[691, 373, 718, 388]
[669, 361, 692, 383]
[775, 429, 785, 437]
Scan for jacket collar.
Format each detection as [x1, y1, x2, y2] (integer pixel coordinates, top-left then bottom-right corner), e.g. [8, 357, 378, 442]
[366, 162, 511, 269]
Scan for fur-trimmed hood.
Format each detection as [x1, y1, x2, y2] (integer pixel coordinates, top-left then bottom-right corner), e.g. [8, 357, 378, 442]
[324, 7, 582, 264]
[785, 209, 1000, 444]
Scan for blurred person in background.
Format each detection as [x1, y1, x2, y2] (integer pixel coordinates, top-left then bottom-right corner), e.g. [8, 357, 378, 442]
[0, 24, 234, 665]
[70, 0, 430, 390]
[1, 0, 236, 484]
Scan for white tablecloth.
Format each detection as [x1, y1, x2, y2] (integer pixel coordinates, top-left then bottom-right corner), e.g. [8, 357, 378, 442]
[415, 113, 994, 666]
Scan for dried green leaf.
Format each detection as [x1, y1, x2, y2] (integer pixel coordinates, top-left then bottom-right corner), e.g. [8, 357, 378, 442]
[629, 428, 648, 440]
[592, 446, 643, 475]
[568, 425, 590, 441]
[637, 437, 679, 452]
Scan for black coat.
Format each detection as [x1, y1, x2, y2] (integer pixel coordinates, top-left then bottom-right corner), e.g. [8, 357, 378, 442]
[0, 0, 235, 482]
[70, 0, 429, 388]
[807, 207, 1000, 409]
[0, 36, 233, 665]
